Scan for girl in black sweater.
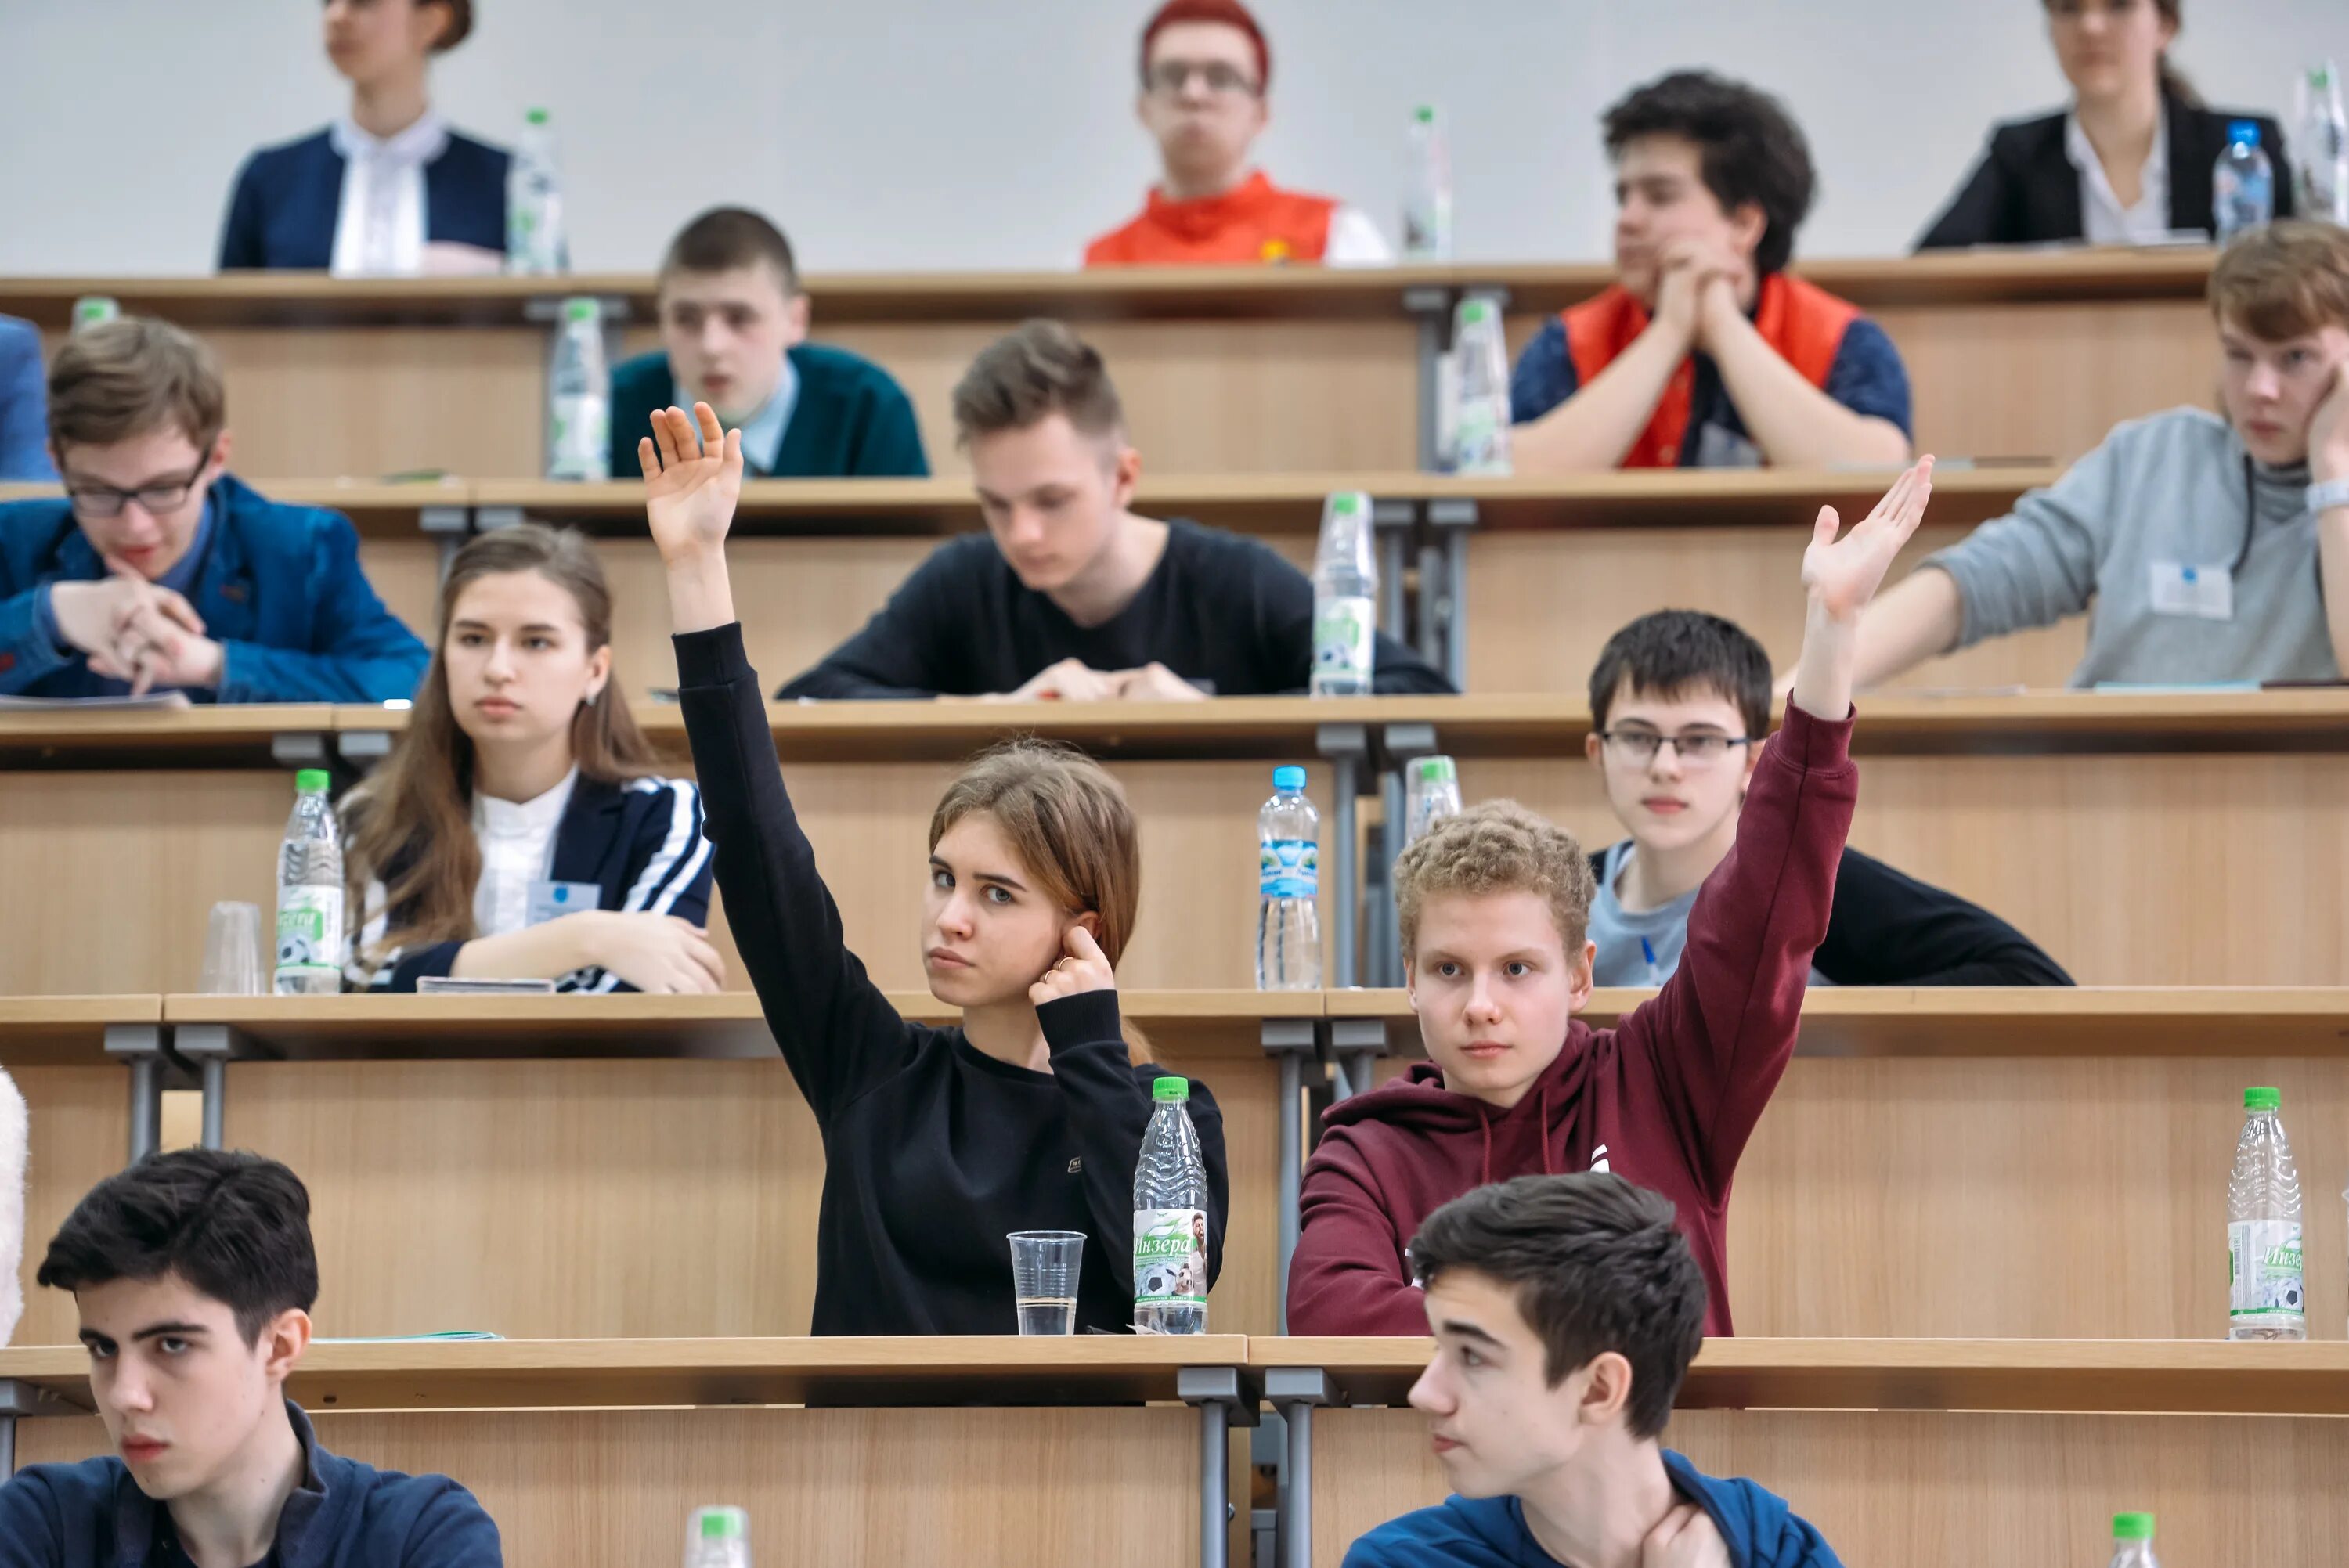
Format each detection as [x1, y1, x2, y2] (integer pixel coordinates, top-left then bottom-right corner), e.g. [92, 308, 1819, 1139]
[639, 402, 1229, 1336]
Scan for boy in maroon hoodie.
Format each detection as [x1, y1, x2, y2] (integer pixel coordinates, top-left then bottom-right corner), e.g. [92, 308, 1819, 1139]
[1288, 457, 1935, 1338]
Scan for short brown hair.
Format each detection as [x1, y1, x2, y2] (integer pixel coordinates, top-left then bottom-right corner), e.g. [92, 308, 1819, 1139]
[47, 317, 226, 457]
[2210, 220, 2349, 341]
[427, 0, 474, 52]
[951, 321, 1127, 446]
[659, 206, 800, 295]
[1395, 800, 1597, 959]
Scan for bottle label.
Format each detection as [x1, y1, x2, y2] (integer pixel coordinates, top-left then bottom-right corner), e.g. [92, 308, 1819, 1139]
[1453, 398, 1511, 475]
[1259, 838, 1318, 899]
[551, 395, 610, 478]
[275, 886, 345, 982]
[1134, 1207, 1208, 1307]
[2228, 1219, 2304, 1322]
[1313, 595, 1375, 687]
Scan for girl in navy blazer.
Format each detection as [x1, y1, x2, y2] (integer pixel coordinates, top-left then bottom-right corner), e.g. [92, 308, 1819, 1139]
[341, 524, 716, 994]
[1919, 0, 2292, 249]
[219, 0, 509, 272]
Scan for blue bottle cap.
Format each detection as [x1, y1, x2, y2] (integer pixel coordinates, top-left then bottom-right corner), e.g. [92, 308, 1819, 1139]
[2229, 120, 2261, 146]
[1273, 766, 1307, 790]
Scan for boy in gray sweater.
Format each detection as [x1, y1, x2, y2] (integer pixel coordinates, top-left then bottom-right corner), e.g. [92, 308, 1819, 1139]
[1842, 220, 2349, 690]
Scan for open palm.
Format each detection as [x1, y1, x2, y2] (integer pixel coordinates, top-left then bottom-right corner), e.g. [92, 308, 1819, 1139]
[638, 403, 745, 564]
[1801, 456, 1934, 622]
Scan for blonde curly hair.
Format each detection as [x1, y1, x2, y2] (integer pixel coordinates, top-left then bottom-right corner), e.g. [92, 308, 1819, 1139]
[1395, 800, 1597, 959]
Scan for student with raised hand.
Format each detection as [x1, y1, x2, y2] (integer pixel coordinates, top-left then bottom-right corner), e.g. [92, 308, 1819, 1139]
[0, 316, 52, 481]
[1287, 459, 1935, 1339]
[1841, 221, 2349, 691]
[639, 400, 1229, 1334]
[1586, 611, 2069, 989]
[1918, 0, 2293, 250]
[606, 207, 927, 482]
[220, 0, 507, 274]
[779, 321, 1452, 701]
[1084, 0, 1389, 268]
[0, 319, 428, 703]
[341, 524, 715, 994]
[1510, 72, 1912, 474]
[0, 1149, 502, 1567]
[1344, 1174, 1843, 1568]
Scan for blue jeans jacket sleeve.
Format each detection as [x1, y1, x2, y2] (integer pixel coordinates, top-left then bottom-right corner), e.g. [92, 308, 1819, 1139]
[0, 320, 53, 481]
[0, 584, 80, 694]
[215, 513, 429, 703]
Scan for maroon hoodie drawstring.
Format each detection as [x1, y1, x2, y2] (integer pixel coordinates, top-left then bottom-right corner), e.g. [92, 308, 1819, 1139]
[1477, 1108, 1494, 1187]
[1540, 1083, 1557, 1176]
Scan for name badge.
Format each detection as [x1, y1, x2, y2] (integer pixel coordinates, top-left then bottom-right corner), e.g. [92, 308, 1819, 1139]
[526, 880, 602, 927]
[2148, 561, 2233, 622]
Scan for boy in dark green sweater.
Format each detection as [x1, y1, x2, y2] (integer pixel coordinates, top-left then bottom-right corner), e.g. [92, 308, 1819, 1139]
[607, 207, 928, 481]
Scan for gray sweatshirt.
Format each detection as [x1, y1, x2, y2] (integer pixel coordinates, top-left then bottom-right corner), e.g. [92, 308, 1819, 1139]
[1925, 407, 2333, 686]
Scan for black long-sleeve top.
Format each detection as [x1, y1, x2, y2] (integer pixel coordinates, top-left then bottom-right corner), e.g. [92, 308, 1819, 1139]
[676, 620, 1230, 1334]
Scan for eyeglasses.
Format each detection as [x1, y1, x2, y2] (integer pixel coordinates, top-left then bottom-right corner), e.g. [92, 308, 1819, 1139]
[1597, 730, 1752, 766]
[64, 457, 211, 520]
[1145, 60, 1261, 97]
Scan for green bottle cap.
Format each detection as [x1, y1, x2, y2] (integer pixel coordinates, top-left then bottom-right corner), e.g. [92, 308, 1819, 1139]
[564, 297, 600, 323]
[1412, 755, 1457, 784]
[294, 769, 331, 795]
[1459, 299, 1492, 324]
[2113, 1513, 2154, 1541]
[2245, 1086, 2281, 1111]
[526, 107, 550, 125]
[1326, 492, 1362, 516]
[1153, 1076, 1190, 1102]
[1415, 105, 1437, 123]
[694, 1505, 747, 1540]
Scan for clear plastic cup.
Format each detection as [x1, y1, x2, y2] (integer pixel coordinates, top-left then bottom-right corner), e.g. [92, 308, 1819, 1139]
[200, 902, 266, 996]
[1007, 1230, 1084, 1335]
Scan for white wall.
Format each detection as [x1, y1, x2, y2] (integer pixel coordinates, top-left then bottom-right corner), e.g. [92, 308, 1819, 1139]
[0, 1, 2341, 276]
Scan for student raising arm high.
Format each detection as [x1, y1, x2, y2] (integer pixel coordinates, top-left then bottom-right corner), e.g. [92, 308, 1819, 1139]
[341, 524, 715, 994]
[641, 401, 1229, 1335]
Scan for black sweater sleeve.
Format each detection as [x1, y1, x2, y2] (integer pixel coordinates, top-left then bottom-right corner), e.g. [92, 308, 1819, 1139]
[1037, 990, 1231, 1295]
[1813, 846, 2073, 987]
[1917, 139, 2016, 250]
[676, 622, 920, 1117]
[1243, 535, 1457, 695]
[774, 546, 965, 701]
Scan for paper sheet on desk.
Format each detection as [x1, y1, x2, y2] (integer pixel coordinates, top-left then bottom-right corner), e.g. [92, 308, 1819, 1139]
[0, 692, 194, 711]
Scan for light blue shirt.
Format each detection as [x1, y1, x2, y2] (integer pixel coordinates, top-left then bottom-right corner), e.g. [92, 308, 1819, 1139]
[676, 353, 799, 476]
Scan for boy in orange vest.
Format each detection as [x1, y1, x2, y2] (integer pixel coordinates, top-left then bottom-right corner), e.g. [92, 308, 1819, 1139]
[1511, 71, 1913, 473]
[1084, 0, 1389, 268]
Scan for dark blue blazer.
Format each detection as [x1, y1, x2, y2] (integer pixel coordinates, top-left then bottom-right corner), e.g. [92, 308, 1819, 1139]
[218, 127, 511, 270]
[0, 317, 51, 481]
[351, 773, 715, 993]
[0, 473, 429, 701]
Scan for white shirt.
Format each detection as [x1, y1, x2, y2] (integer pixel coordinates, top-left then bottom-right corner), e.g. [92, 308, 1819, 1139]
[2066, 108, 2171, 246]
[328, 110, 450, 277]
[470, 767, 579, 939]
[1323, 204, 1395, 266]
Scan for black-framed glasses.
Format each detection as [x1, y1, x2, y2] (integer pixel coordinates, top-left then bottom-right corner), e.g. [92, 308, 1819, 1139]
[1144, 60, 1260, 97]
[1597, 730, 1753, 766]
[64, 457, 210, 520]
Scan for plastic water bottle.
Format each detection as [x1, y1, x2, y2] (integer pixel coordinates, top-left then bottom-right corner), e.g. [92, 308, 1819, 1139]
[71, 297, 118, 333]
[1133, 1077, 1210, 1335]
[2227, 1086, 2304, 1340]
[2106, 1512, 2158, 1568]
[1451, 297, 1512, 476]
[506, 107, 567, 275]
[684, 1505, 749, 1568]
[1405, 755, 1463, 845]
[2297, 62, 2349, 225]
[1256, 766, 1322, 991]
[1403, 105, 1453, 261]
[1310, 491, 1377, 697]
[2214, 121, 2275, 244]
[547, 297, 609, 481]
[274, 770, 344, 996]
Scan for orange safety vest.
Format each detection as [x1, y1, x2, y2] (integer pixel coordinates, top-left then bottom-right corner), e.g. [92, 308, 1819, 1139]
[1562, 273, 1861, 468]
[1084, 171, 1340, 266]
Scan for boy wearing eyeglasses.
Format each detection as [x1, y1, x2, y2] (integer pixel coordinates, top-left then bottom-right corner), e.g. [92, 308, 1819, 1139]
[0, 317, 427, 702]
[1289, 463, 1935, 1339]
[1583, 609, 2067, 990]
[1083, 0, 1390, 267]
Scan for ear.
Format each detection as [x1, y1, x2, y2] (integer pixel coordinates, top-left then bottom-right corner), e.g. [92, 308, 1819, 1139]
[1110, 443, 1143, 509]
[1568, 939, 1597, 1012]
[1071, 910, 1102, 941]
[584, 642, 613, 702]
[1402, 953, 1418, 1009]
[1735, 733, 1764, 802]
[781, 291, 812, 347]
[210, 428, 235, 474]
[258, 1307, 313, 1386]
[1727, 201, 1769, 264]
[1575, 1349, 1636, 1428]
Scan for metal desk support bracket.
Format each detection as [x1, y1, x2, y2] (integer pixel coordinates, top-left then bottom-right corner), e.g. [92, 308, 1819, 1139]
[474, 506, 529, 534]
[269, 732, 330, 771]
[1178, 1365, 1261, 1568]
[1370, 498, 1417, 647]
[1264, 1368, 1337, 1568]
[1402, 286, 1459, 474]
[1315, 725, 1372, 989]
[1262, 1018, 1324, 1328]
[173, 1023, 248, 1152]
[420, 503, 472, 579]
[335, 728, 398, 771]
[1371, 722, 1442, 989]
[104, 1023, 168, 1164]
[0, 1380, 74, 1476]
[1425, 499, 1481, 690]
[1329, 1018, 1389, 1102]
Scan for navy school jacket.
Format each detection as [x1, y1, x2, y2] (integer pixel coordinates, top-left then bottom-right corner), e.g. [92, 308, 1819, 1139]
[218, 127, 509, 271]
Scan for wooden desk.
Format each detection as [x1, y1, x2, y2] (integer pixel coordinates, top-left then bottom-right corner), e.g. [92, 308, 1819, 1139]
[2, 1337, 1257, 1567]
[1255, 1338, 2349, 1567]
[0, 704, 336, 770]
[5, 251, 2216, 478]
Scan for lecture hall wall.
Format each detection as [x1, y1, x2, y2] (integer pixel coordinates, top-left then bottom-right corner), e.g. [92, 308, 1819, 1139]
[2, 0, 2344, 276]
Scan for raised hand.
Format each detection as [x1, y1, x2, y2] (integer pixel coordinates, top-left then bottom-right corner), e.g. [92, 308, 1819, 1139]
[1028, 925, 1116, 1008]
[638, 403, 745, 567]
[1801, 456, 1936, 624]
